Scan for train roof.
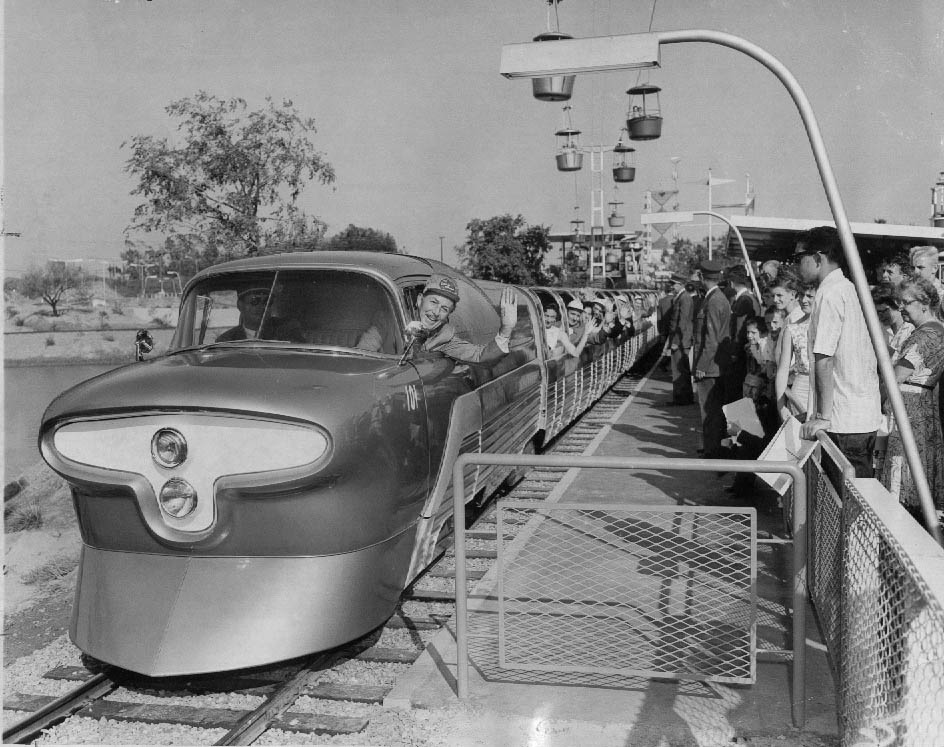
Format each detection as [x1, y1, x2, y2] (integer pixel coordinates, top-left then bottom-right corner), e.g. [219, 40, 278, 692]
[721, 215, 944, 262]
[189, 252, 437, 285]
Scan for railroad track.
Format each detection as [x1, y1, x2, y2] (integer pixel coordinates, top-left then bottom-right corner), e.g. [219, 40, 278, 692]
[3, 368, 646, 745]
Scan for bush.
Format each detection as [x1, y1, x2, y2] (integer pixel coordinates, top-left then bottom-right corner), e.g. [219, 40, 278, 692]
[6, 503, 43, 531]
[45, 336, 55, 347]
[102, 333, 115, 342]
[111, 301, 124, 315]
[22, 553, 80, 585]
[151, 316, 172, 328]
[14, 317, 25, 327]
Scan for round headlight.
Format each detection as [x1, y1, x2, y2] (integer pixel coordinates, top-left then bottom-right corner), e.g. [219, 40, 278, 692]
[151, 428, 188, 468]
[159, 478, 197, 518]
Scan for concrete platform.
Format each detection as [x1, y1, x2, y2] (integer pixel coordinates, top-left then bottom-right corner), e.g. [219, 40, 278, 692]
[385, 362, 839, 746]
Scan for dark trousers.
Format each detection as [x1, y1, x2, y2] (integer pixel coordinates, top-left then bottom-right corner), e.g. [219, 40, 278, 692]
[827, 431, 876, 480]
[725, 356, 748, 404]
[671, 347, 694, 404]
[696, 376, 727, 458]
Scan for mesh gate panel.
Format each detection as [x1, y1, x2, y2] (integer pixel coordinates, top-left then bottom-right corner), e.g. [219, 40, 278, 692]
[840, 491, 944, 745]
[497, 501, 756, 684]
[807, 454, 844, 655]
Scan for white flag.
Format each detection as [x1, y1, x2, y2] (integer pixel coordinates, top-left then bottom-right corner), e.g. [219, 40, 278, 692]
[707, 176, 735, 186]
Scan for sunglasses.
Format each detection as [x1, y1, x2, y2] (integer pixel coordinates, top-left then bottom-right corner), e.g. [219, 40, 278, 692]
[241, 293, 269, 306]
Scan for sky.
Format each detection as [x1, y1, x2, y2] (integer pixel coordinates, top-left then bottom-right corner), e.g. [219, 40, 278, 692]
[3, 0, 943, 272]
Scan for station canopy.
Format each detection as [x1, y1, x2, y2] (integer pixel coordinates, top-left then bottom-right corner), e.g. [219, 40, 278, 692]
[721, 215, 944, 264]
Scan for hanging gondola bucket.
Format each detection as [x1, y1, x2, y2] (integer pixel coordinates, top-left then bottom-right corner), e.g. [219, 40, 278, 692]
[532, 32, 575, 102]
[608, 214, 626, 228]
[626, 115, 662, 141]
[613, 165, 636, 182]
[556, 151, 583, 171]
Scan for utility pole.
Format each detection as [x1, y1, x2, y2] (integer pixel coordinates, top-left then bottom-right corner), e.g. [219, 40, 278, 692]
[439, 236, 445, 264]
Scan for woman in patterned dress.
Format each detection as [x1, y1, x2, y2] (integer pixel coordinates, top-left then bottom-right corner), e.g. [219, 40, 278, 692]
[881, 277, 944, 516]
[773, 272, 814, 421]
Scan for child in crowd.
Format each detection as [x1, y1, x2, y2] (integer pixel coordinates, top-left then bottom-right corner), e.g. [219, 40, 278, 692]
[764, 307, 785, 349]
[743, 316, 776, 402]
[723, 316, 780, 498]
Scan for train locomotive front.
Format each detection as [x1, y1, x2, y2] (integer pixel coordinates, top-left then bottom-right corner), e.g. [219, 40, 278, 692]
[40, 253, 510, 677]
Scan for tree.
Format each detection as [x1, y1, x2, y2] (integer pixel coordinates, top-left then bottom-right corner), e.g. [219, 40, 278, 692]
[123, 92, 336, 262]
[666, 236, 708, 278]
[458, 215, 552, 284]
[321, 224, 398, 253]
[20, 262, 86, 316]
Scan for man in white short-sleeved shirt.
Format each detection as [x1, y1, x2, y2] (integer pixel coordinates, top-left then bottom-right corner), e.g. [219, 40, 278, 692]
[797, 226, 881, 477]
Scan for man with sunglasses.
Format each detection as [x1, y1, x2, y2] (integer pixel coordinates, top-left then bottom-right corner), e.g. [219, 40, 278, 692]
[217, 286, 304, 343]
[797, 226, 881, 477]
[217, 287, 273, 341]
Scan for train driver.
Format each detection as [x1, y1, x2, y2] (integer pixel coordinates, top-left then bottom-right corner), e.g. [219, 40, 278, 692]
[217, 287, 270, 341]
[217, 285, 304, 343]
[404, 273, 518, 363]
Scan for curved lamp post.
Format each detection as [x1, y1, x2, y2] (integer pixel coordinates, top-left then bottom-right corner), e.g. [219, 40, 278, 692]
[500, 28, 939, 549]
[640, 210, 761, 298]
[499, 29, 941, 733]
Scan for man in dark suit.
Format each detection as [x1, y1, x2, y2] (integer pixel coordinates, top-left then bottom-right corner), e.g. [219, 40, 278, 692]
[692, 260, 732, 458]
[666, 274, 694, 405]
[656, 282, 674, 371]
[725, 264, 761, 403]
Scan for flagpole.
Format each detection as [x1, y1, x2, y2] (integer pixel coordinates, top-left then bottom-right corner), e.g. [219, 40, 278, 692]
[707, 168, 713, 259]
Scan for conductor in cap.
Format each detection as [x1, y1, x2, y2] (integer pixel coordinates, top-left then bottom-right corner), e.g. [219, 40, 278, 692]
[401, 271, 519, 364]
[217, 287, 272, 342]
[692, 259, 732, 458]
[217, 285, 305, 343]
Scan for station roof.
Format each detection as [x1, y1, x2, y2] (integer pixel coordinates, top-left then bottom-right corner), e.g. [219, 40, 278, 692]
[721, 215, 944, 263]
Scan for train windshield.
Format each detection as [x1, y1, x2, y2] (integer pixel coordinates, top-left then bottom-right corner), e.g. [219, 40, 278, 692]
[170, 269, 403, 354]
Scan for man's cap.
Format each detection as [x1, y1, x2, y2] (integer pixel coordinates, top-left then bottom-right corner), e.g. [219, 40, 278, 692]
[726, 265, 749, 284]
[423, 272, 461, 304]
[670, 272, 688, 285]
[237, 286, 270, 299]
[699, 259, 724, 279]
[567, 298, 585, 312]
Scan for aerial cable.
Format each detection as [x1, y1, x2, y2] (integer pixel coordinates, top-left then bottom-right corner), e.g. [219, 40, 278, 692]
[634, 0, 660, 86]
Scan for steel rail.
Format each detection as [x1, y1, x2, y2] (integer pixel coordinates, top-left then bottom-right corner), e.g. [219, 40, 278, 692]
[214, 654, 334, 745]
[2, 672, 117, 744]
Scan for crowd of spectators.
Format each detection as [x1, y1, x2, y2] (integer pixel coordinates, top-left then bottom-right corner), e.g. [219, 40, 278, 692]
[661, 226, 944, 531]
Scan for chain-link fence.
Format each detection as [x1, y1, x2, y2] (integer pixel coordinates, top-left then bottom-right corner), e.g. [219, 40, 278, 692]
[802, 439, 944, 746]
[496, 502, 756, 683]
[745, 429, 944, 743]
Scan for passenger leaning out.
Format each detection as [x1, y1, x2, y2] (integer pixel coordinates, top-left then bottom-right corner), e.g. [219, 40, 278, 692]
[404, 273, 518, 364]
[544, 304, 599, 358]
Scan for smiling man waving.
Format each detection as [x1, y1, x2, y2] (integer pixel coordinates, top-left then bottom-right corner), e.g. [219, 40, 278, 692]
[405, 273, 518, 363]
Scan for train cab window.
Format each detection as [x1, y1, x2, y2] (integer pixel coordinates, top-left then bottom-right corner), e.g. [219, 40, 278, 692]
[170, 270, 402, 354]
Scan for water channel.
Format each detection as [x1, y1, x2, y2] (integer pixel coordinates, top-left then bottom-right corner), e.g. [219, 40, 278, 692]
[4, 363, 116, 481]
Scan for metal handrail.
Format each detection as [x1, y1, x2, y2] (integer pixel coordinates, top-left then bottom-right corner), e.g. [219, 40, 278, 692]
[452, 453, 808, 727]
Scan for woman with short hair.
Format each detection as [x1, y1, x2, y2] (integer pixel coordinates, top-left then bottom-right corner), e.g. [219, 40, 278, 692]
[772, 271, 812, 421]
[881, 277, 944, 519]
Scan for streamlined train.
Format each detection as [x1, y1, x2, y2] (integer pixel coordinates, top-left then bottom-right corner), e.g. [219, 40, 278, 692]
[39, 252, 659, 676]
